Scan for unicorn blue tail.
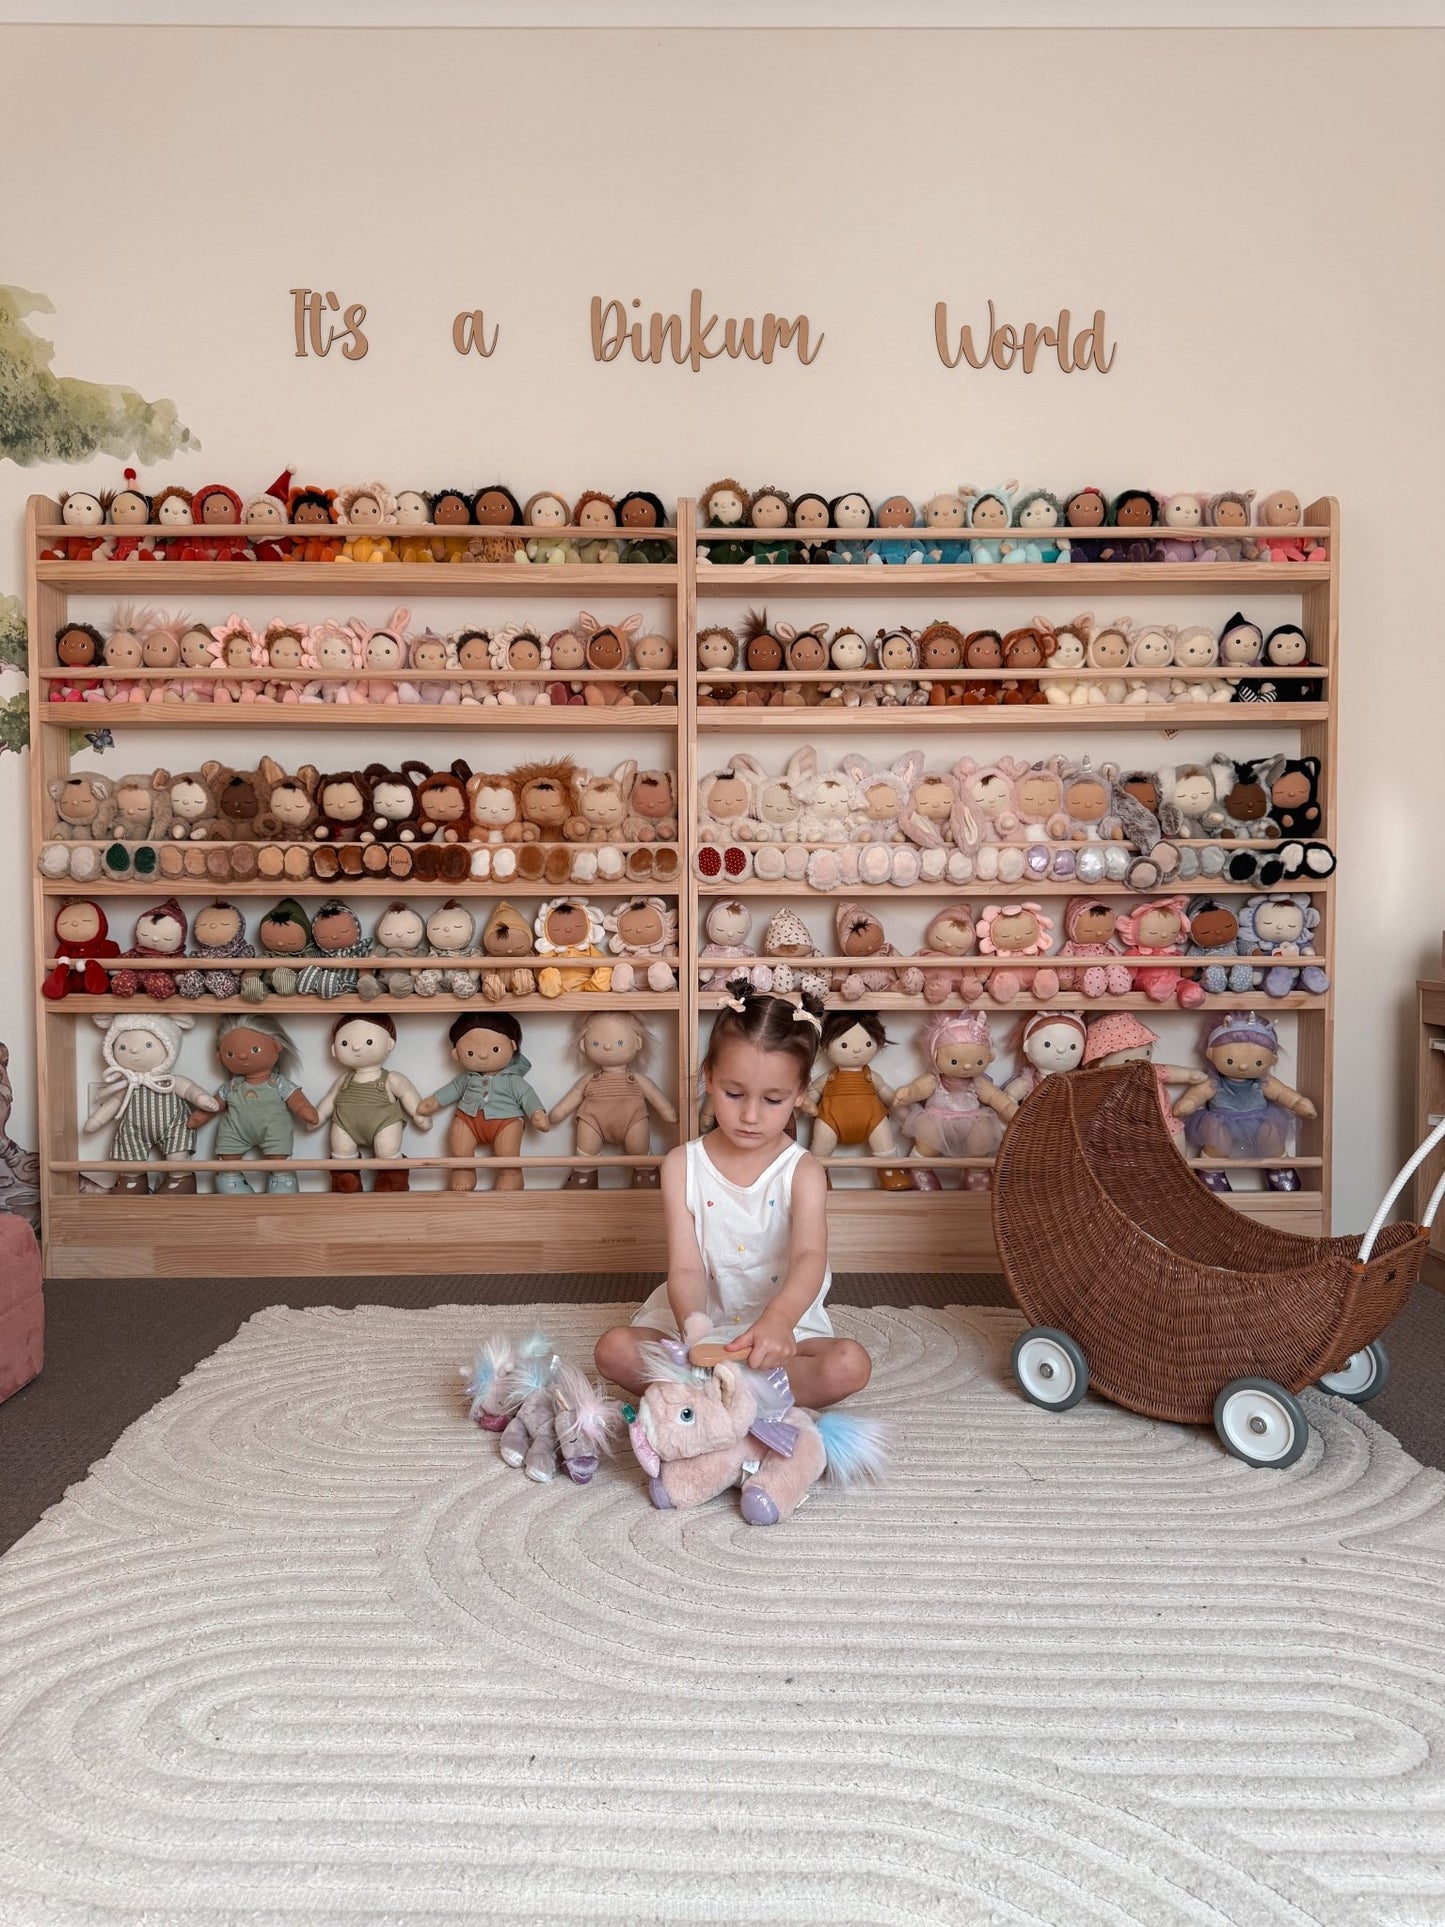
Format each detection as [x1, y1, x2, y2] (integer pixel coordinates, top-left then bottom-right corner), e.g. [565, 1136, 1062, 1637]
[816, 1410, 890, 1487]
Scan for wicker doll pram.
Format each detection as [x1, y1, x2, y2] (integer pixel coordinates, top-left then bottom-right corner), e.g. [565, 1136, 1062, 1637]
[992, 1060, 1436, 1467]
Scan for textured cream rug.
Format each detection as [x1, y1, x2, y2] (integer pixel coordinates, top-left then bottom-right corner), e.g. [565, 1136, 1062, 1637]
[2, 1303, 1444, 1927]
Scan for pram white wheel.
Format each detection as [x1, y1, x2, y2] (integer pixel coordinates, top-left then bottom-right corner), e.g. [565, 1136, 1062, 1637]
[1012, 1327, 1089, 1412]
[1213, 1379, 1308, 1468]
[1316, 1341, 1389, 1404]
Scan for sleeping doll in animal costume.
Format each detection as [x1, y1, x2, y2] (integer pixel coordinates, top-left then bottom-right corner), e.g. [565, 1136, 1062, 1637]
[84, 1010, 220, 1193]
[193, 1012, 321, 1194]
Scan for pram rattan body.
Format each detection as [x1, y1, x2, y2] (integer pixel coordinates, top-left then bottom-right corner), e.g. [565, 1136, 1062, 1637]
[993, 1061, 1430, 1465]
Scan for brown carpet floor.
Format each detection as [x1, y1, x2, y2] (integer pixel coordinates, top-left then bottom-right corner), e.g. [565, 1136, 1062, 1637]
[2, 1270, 1441, 1555]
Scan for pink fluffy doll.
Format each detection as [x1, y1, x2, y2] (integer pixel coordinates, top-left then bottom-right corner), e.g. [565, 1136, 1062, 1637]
[1055, 897, 1133, 997]
[975, 901, 1059, 1004]
[1114, 897, 1206, 1007]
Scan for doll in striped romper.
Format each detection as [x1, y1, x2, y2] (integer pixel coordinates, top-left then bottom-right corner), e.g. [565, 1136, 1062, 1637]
[84, 1011, 220, 1194]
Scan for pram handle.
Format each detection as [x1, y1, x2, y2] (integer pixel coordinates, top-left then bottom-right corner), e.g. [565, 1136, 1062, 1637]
[1358, 1113, 1445, 1263]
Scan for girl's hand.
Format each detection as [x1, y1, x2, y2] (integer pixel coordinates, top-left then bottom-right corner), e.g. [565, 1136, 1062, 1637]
[726, 1310, 796, 1373]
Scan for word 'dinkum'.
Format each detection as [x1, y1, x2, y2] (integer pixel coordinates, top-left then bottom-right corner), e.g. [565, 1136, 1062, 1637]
[591, 293, 823, 371]
[934, 301, 1116, 374]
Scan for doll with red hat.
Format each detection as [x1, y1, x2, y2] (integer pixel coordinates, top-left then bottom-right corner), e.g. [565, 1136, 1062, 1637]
[191, 484, 249, 562]
[107, 471, 156, 562]
[1081, 1011, 1208, 1141]
[41, 898, 122, 999]
[243, 471, 294, 561]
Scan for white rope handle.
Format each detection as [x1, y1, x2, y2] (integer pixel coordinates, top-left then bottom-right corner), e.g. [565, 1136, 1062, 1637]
[1358, 1113, 1445, 1263]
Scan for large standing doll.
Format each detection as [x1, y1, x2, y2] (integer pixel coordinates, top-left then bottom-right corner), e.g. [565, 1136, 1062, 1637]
[316, 1013, 430, 1192]
[416, 1011, 551, 1193]
[1080, 1011, 1208, 1145]
[196, 1013, 321, 1194]
[801, 1010, 912, 1189]
[1004, 1011, 1087, 1107]
[84, 1011, 220, 1193]
[898, 1010, 1018, 1193]
[1171, 1012, 1316, 1190]
[549, 1011, 678, 1189]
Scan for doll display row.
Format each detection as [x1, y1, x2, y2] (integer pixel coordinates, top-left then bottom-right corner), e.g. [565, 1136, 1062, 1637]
[696, 747, 1331, 893]
[738, 998, 1313, 1194]
[696, 610, 1322, 709]
[43, 893, 679, 1003]
[80, 1007, 677, 1195]
[697, 896, 1328, 1011]
[40, 756, 680, 886]
[696, 481, 1326, 566]
[41, 473, 676, 567]
[50, 609, 677, 708]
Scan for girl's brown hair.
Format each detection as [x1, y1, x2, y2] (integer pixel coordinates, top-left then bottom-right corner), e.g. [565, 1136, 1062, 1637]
[702, 979, 823, 1087]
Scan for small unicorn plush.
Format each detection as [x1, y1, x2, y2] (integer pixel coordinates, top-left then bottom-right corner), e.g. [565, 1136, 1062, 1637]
[462, 1332, 622, 1484]
[627, 1338, 888, 1525]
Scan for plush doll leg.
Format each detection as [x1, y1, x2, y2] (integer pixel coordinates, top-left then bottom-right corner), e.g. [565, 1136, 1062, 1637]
[330, 1122, 364, 1193]
[656, 1442, 751, 1510]
[624, 1115, 658, 1188]
[265, 1170, 300, 1194]
[563, 1116, 603, 1190]
[214, 1164, 257, 1196]
[446, 1113, 478, 1193]
[371, 1120, 409, 1192]
[740, 1412, 828, 1525]
[869, 1116, 912, 1191]
[492, 1116, 525, 1193]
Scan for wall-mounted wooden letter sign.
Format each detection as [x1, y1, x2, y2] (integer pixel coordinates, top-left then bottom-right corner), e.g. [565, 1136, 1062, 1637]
[934, 300, 1115, 373]
[591, 291, 822, 370]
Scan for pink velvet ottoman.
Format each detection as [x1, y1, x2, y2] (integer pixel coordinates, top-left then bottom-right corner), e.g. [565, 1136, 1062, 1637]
[0, 1215, 43, 1402]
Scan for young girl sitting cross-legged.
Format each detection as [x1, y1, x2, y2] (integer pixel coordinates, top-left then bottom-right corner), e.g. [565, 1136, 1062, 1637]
[594, 980, 872, 1408]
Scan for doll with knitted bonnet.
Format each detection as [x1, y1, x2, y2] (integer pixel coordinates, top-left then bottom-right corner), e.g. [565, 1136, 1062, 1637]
[84, 1010, 220, 1193]
[334, 483, 399, 564]
[1081, 1012, 1208, 1144]
[898, 1010, 1017, 1193]
[1113, 899, 1206, 1008]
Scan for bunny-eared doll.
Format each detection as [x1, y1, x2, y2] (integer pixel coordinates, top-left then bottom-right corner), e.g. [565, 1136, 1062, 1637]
[85, 1010, 220, 1193]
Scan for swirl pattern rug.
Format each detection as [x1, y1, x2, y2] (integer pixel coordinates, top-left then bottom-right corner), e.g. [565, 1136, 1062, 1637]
[2, 1302, 1444, 1927]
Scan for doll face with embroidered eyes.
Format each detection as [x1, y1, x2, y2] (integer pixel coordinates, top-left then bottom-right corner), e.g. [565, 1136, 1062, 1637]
[505, 635, 543, 672]
[292, 497, 332, 525]
[809, 774, 855, 824]
[332, 1018, 395, 1069]
[833, 494, 871, 530]
[319, 779, 365, 825]
[746, 633, 783, 673]
[426, 904, 475, 953]
[830, 630, 867, 670]
[634, 636, 673, 673]
[57, 626, 98, 667]
[911, 775, 955, 824]
[111, 490, 148, 527]
[965, 632, 1002, 669]
[432, 492, 471, 526]
[1015, 772, 1062, 820]
[112, 1026, 173, 1073]
[377, 906, 424, 952]
[1050, 634, 1086, 671]
[419, 778, 466, 828]
[542, 902, 589, 948]
[1004, 631, 1047, 671]
[217, 1025, 283, 1078]
[258, 911, 308, 954]
[1064, 777, 1109, 825]
[548, 631, 585, 671]
[1219, 621, 1263, 666]
[349, 492, 384, 526]
[935, 1037, 991, 1079]
[64, 492, 105, 527]
[827, 1022, 880, 1069]
[578, 1012, 643, 1068]
[1115, 494, 1155, 528]
[1254, 899, 1307, 945]
[703, 770, 752, 822]
[921, 630, 963, 671]
[474, 490, 517, 528]
[142, 631, 179, 670]
[706, 488, 745, 527]
[577, 498, 617, 532]
[268, 632, 306, 672]
[877, 495, 915, 530]
[1174, 629, 1217, 670]
[878, 634, 916, 672]
[621, 495, 659, 530]
[1171, 770, 1218, 817]
[313, 631, 355, 673]
[529, 495, 569, 529]
[245, 497, 283, 528]
[1065, 491, 1105, 528]
[1259, 490, 1302, 528]
[697, 630, 735, 672]
[454, 1023, 518, 1074]
[617, 902, 667, 950]
[221, 634, 252, 670]
[585, 631, 625, 671]
[313, 907, 362, 953]
[1267, 628, 1309, 667]
[971, 494, 1009, 530]
[104, 633, 143, 670]
[794, 496, 829, 531]
[990, 909, 1046, 954]
[786, 634, 827, 673]
[194, 903, 242, 949]
[359, 633, 400, 673]
[1025, 1023, 1083, 1072]
[1089, 630, 1129, 670]
[1190, 906, 1237, 949]
[925, 909, 976, 956]
[1018, 495, 1060, 530]
[469, 781, 520, 832]
[1135, 905, 1184, 948]
[56, 901, 102, 946]
[1214, 496, 1248, 528]
[1131, 627, 1173, 668]
[755, 777, 802, 831]
[1207, 1039, 1276, 1080]
[923, 494, 966, 530]
[1162, 496, 1202, 529]
[411, 640, 449, 672]
[750, 492, 789, 530]
[200, 491, 239, 525]
[156, 493, 193, 526]
[451, 635, 487, 672]
[395, 491, 429, 527]
[269, 780, 314, 831]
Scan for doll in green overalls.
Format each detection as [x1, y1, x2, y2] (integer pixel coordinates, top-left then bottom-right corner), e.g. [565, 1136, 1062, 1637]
[316, 1012, 431, 1192]
[191, 1013, 321, 1195]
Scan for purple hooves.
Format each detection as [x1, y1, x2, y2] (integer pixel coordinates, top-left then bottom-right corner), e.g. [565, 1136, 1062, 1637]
[565, 1455, 598, 1485]
[740, 1483, 779, 1526]
[648, 1477, 674, 1510]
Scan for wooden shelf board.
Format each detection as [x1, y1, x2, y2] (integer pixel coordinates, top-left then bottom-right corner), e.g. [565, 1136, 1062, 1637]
[37, 562, 680, 595]
[696, 702, 1327, 729]
[47, 991, 679, 1015]
[698, 876, 1334, 899]
[41, 703, 676, 728]
[694, 562, 1330, 596]
[41, 876, 678, 898]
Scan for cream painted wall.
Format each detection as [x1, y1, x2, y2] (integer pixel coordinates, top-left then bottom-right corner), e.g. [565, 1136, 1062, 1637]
[1, 24, 1441, 1231]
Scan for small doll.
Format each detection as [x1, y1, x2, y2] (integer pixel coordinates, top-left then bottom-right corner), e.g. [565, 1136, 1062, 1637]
[618, 490, 672, 564]
[867, 495, 923, 565]
[957, 627, 1004, 707]
[100, 607, 158, 704]
[1011, 488, 1070, 563]
[1081, 617, 1131, 706]
[317, 1012, 431, 1192]
[1238, 894, 1329, 998]
[299, 616, 364, 705]
[820, 625, 874, 707]
[255, 758, 321, 861]
[349, 618, 407, 707]
[489, 622, 550, 707]
[1004, 1010, 1087, 1106]
[605, 895, 679, 993]
[1172, 1012, 1316, 1185]
[369, 900, 428, 997]
[401, 628, 461, 706]
[174, 621, 220, 704]
[417, 1011, 550, 1192]
[1103, 489, 1159, 562]
[876, 626, 922, 706]
[578, 610, 642, 707]
[242, 470, 294, 560]
[914, 904, 984, 1006]
[1080, 1012, 1208, 1141]
[1038, 616, 1093, 706]
[1267, 757, 1323, 840]
[310, 771, 374, 878]
[286, 485, 342, 562]
[1204, 489, 1258, 562]
[744, 486, 797, 564]
[1217, 611, 1265, 689]
[175, 899, 253, 999]
[197, 1013, 320, 1194]
[698, 899, 768, 992]
[1255, 490, 1326, 564]
[1123, 620, 1174, 703]
[42, 489, 109, 561]
[826, 491, 873, 566]
[110, 897, 189, 1000]
[534, 897, 612, 996]
[153, 484, 207, 561]
[394, 489, 437, 563]
[414, 899, 481, 999]
[1168, 624, 1233, 705]
[897, 1009, 1017, 1192]
[412, 761, 473, 877]
[573, 490, 621, 565]
[85, 1011, 220, 1193]
[697, 624, 742, 702]
[1184, 896, 1255, 994]
[249, 619, 307, 705]
[697, 478, 751, 564]
[1234, 623, 1322, 706]
[481, 900, 537, 1002]
[975, 901, 1059, 1004]
[1155, 492, 1207, 562]
[1001, 625, 1055, 705]
[334, 482, 398, 564]
[549, 1010, 678, 1190]
[760, 908, 831, 1000]
[138, 614, 183, 704]
[466, 485, 523, 562]
[107, 471, 155, 562]
[431, 487, 474, 560]
[800, 1009, 912, 1189]
[294, 900, 371, 1000]
[1062, 486, 1108, 562]
[962, 483, 1017, 564]
[1114, 898, 1206, 1008]
[240, 898, 315, 1002]
[920, 490, 970, 565]
[833, 900, 924, 1000]
[517, 491, 578, 565]
[544, 625, 587, 705]
[53, 620, 105, 703]
[41, 898, 121, 1000]
[567, 761, 639, 856]
[1055, 898, 1132, 998]
[628, 631, 677, 706]
[792, 491, 833, 565]
[191, 484, 248, 562]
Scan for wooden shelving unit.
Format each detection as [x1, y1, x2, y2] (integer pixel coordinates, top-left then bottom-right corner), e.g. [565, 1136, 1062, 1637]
[26, 496, 1339, 1276]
